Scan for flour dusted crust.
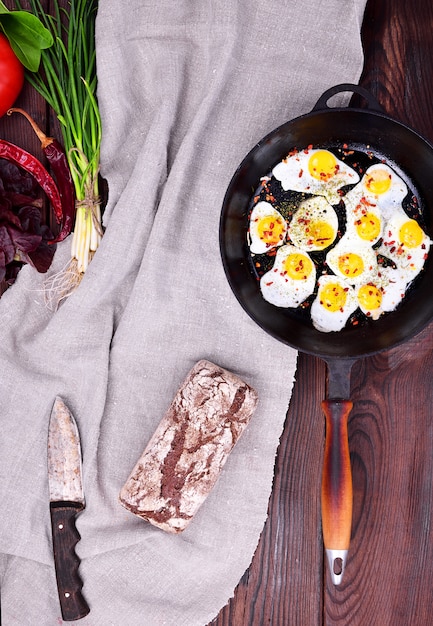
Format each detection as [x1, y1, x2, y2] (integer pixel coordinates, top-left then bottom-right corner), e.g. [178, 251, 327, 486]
[119, 360, 259, 533]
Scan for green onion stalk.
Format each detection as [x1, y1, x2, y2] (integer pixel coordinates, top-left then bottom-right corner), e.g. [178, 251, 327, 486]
[17, 0, 102, 279]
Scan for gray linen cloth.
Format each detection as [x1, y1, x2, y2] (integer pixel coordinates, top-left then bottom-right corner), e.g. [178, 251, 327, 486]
[0, 0, 367, 623]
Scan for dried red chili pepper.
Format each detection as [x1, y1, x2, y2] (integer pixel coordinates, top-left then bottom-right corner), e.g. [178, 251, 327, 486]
[0, 138, 63, 224]
[8, 108, 76, 243]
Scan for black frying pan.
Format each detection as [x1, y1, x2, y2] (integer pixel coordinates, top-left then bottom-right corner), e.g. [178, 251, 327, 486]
[219, 84, 433, 584]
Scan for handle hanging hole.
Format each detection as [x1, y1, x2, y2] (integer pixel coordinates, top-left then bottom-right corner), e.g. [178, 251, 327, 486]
[333, 557, 343, 576]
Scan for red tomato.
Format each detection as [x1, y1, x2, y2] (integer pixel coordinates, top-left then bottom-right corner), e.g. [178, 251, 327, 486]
[0, 33, 25, 118]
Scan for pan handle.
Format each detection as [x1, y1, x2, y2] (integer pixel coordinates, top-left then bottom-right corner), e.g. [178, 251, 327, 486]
[321, 398, 353, 586]
[312, 83, 384, 113]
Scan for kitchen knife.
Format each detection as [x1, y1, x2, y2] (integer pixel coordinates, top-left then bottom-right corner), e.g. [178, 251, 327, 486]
[47, 396, 90, 621]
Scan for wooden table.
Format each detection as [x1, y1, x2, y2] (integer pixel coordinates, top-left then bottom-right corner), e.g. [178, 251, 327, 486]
[213, 2, 433, 624]
[2, 1, 433, 624]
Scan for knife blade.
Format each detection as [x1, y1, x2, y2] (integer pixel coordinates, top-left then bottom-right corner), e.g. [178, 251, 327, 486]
[47, 396, 90, 621]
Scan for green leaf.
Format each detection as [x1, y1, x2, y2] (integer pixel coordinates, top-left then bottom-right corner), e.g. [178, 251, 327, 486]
[0, 10, 53, 71]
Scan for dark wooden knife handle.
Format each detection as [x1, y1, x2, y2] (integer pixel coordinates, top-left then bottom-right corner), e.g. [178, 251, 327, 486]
[50, 502, 90, 621]
[321, 399, 353, 551]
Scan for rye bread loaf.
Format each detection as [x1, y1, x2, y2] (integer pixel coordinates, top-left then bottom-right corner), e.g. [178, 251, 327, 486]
[119, 359, 258, 533]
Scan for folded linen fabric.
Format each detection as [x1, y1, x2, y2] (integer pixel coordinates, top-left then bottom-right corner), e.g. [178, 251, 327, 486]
[0, 0, 367, 623]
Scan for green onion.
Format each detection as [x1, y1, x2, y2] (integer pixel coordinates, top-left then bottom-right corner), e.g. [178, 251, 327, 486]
[17, 0, 102, 276]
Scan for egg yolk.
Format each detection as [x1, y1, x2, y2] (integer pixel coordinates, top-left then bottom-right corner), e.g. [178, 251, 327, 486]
[364, 168, 392, 195]
[319, 282, 348, 312]
[399, 219, 424, 248]
[338, 252, 364, 278]
[358, 283, 382, 311]
[355, 212, 381, 242]
[306, 220, 335, 249]
[308, 150, 338, 181]
[257, 215, 286, 246]
[284, 253, 313, 280]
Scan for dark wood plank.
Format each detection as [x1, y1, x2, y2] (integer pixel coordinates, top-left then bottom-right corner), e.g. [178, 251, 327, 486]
[325, 330, 433, 625]
[324, 1, 433, 623]
[214, 0, 433, 624]
[212, 352, 326, 626]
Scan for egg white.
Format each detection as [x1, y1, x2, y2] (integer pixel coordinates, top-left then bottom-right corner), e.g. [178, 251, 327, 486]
[376, 266, 411, 313]
[272, 147, 359, 204]
[260, 244, 316, 308]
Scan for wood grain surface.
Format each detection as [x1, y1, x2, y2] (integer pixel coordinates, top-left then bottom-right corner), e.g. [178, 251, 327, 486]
[212, 1, 433, 625]
[2, 1, 433, 625]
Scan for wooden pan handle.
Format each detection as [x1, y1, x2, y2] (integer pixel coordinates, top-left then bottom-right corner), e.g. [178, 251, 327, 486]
[321, 399, 353, 585]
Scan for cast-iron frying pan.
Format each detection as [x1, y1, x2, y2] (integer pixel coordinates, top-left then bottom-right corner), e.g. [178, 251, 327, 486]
[219, 84, 433, 584]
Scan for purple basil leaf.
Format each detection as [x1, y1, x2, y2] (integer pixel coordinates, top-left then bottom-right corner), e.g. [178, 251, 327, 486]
[0, 225, 16, 265]
[0, 205, 21, 229]
[10, 228, 42, 254]
[27, 238, 56, 273]
[0, 250, 6, 283]
[0, 159, 39, 198]
[16, 205, 56, 273]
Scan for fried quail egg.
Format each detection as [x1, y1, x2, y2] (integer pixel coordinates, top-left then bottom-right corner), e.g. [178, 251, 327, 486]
[310, 274, 358, 332]
[272, 147, 360, 204]
[377, 212, 431, 280]
[343, 192, 383, 245]
[260, 244, 316, 307]
[288, 196, 339, 252]
[248, 201, 288, 254]
[355, 263, 417, 319]
[325, 237, 378, 286]
[360, 163, 408, 219]
[356, 281, 384, 320]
